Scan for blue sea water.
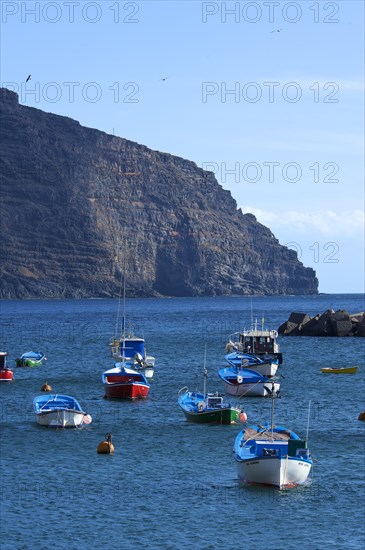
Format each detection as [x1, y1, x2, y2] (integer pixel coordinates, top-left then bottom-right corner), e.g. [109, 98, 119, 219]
[0, 294, 364, 550]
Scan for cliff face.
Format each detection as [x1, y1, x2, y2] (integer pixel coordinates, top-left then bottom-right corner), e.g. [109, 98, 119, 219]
[0, 88, 318, 298]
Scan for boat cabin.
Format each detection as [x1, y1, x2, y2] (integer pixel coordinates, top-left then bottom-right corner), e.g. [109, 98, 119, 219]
[206, 395, 224, 409]
[0, 352, 8, 369]
[251, 439, 309, 459]
[240, 330, 277, 354]
[121, 337, 145, 359]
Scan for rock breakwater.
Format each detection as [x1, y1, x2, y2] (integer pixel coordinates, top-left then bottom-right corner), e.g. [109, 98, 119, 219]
[278, 310, 365, 337]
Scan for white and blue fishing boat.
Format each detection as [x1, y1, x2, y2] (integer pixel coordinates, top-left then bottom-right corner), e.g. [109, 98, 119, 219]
[225, 351, 279, 378]
[233, 396, 312, 488]
[226, 320, 282, 364]
[16, 351, 46, 367]
[33, 394, 92, 428]
[218, 366, 280, 397]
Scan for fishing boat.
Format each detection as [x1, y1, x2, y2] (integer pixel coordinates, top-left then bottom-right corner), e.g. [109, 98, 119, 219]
[102, 363, 150, 399]
[233, 395, 312, 488]
[109, 335, 155, 379]
[109, 254, 155, 378]
[0, 352, 13, 381]
[33, 394, 92, 428]
[225, 351, 279, 378]
[178, 363, 244, 424]
[15, 351, 46, 367]
[226, 319, 282, 364]
[321, 366, 358, 374]
[218, 366, 280, 397]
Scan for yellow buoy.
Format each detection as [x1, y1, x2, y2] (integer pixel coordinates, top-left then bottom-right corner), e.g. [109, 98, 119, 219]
[97, 433, 115, 454]
[358, 411, 365, 421]
[41, 382, 52, 392]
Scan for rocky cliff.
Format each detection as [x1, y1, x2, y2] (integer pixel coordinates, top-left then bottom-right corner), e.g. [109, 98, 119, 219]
[0, 88, 318, 298]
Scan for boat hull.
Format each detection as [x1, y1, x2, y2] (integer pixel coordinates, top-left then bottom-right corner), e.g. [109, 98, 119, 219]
[180, 407, 240, 424]
[0, 369, 13, 381]
[224, 381, 280, 397]
[228, 362, 278, 378]
[104, 382, 149, 399]
[235, 456, 312, 488]
[35, 410, 87, 428]
[104, 374, 150, 399]
[321, 367, 358, 374]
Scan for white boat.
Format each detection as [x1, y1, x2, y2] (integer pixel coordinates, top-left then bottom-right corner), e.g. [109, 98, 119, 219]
[33, 394, 92, 428]
[226, 320, 282, 364]
[218, 367, 280, 397]
[233, 397, 312, 488]
[225, 351, 279, 378]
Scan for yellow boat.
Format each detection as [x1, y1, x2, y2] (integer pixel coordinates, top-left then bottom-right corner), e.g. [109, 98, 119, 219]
[321, 366, 358, 374]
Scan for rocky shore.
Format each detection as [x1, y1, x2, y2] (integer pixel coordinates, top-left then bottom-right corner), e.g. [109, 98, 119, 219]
[278, 310, 365, 337]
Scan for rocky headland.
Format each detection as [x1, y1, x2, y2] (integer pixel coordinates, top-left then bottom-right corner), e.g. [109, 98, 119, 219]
[278, 310, 365, 337]
[0, 87, 318, 299]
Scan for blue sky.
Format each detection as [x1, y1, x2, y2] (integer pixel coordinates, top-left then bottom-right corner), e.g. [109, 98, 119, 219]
[1, 0, 364, 293]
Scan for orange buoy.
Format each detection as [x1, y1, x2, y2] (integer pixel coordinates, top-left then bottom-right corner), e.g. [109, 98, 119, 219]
[239, 411, 248, 423]
[41, 382, 52, 392]
[358, 411, 365, 421]
[97, 433, 115, 454]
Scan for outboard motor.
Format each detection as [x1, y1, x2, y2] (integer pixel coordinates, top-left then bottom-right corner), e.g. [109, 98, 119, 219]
[134, 352, 144, 366]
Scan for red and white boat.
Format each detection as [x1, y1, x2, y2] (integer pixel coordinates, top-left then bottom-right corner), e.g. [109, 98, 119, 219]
[102, 363, 150, 399]
[0, 352, 13, 381]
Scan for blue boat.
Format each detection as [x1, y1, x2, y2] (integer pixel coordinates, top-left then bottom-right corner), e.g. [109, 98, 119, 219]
[225, 352, 279, 377]
[233, 424, 312, 488]
[218, 367, 280, 397]
[33, 394, 92, 428]
[16, 351, 46, 367]
[233, 396, 312, 488]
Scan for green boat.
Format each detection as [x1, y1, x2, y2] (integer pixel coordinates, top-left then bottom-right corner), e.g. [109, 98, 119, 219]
[178, 364, 244, 424]
[15, 351, 46, 367]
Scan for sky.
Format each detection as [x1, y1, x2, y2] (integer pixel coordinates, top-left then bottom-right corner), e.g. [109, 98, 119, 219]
[1, 0, 364, 293]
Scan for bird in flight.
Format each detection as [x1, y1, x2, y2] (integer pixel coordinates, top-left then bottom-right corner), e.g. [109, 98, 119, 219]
[270, 28, 284, 33]
[159, 77, 168, 81]
[26, 75, 31, 82]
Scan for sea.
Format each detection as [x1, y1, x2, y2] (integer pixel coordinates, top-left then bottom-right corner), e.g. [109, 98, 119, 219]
[0, 294, 364, 550]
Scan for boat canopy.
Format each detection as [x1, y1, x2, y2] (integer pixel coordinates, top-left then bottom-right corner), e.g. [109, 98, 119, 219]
[121, 338, 145, 357]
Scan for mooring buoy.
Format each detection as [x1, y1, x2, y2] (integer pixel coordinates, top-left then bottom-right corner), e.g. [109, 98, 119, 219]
[97, 433, 115, 454]
[41, 382, 52, 392]
[358, 411, 365, 421]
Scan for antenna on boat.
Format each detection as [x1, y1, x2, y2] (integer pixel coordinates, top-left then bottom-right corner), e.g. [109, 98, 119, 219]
[306, 400, 312, 443]
[121, 241, 127, 342]
[270, 382, 275, 440]
[203, 344, 207, 400]
[114, 271, 123, 340]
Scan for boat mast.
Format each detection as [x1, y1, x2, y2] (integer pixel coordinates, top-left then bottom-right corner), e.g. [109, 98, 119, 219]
[120, 244, 127, 341]
[203, 345, 207, 400]
[114, 272, 123, 340]
[270, 383, 275, 440]
[120, 242, 127, 367]
[306, 400, 312, 443]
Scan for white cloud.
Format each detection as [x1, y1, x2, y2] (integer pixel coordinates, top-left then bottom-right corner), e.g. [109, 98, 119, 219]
[241, 206, 365, 237]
